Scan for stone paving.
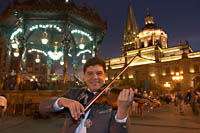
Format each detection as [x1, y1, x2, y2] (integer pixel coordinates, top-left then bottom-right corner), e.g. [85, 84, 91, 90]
[130, 103, 200, 133]
[0, 103, 199, 133]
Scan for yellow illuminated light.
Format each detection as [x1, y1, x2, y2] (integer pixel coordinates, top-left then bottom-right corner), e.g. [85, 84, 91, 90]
[160, 55, 182, 62]
[162, 73, 166, 76]
[110, 65, 124, 69]
[171, 72, 174, 75]
[150, 73, 155, 77]
[105, 77, 108, 80]
[129, 75, 133, 78]
[127, 51, 139, 56]
[163, 49, 180, 53]
[164, 82, 171, 88]
[172, 72, 183, 81]
[141, 55, 155, 60]
[188, 52, 200, 58]
[175, 72, 180, 76]
[141, 48, 155, 52]
[190, 69, 195, 73]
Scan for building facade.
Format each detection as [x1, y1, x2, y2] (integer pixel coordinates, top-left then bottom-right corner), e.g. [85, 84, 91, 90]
[105, 5, 200, 91]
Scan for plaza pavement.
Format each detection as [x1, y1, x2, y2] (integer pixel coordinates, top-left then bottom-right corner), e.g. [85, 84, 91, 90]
[0, 103, 199, 133]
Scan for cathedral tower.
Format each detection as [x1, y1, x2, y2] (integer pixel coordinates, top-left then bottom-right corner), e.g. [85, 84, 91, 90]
[122, 5, 139, 56]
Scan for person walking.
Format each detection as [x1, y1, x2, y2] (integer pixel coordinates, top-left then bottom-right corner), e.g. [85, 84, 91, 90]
[185, 87, 199, 116]
[175, 91, 184, 115]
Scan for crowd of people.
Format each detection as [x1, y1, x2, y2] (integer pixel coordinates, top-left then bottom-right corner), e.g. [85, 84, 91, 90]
[128, 87, 200, 117]
[129, 89, 161, 117]
[158, 87, 200, 116]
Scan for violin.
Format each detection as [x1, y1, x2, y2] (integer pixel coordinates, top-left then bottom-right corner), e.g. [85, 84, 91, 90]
[94, 88, 154, 109]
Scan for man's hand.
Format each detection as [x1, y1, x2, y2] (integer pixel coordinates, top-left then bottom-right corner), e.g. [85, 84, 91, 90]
[117, 88, 134, 120]
[58, 97, 85, 120]
[0, 97, 7, 112]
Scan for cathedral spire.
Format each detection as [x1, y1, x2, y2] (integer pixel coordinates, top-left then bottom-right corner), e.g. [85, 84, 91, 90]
[122, 5, 139, 55]
[124, 5, 138, 36]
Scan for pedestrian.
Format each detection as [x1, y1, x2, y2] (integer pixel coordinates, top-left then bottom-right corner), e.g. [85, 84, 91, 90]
[39, 57, 133, 133]
[185, 87, 199, 116]
[175, 91, 184, 115]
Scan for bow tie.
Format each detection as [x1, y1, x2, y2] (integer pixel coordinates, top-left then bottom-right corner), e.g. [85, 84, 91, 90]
[79, 90, 95, 106]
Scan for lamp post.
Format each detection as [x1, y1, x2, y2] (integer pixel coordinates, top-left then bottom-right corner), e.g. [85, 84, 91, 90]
[164, 82, 171, 90]
[62, 32, 71, 89]
[172, 72, 183, 81]
[15, 33, 25, 90]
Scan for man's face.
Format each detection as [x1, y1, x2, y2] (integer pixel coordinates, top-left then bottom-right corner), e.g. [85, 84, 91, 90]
[84, 65, 105, 92]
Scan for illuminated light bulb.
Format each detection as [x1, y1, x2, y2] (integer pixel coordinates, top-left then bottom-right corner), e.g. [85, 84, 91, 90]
[35, 54, 40, 63]
[176, 72, 179, 76]
[14, 48, 19, 57]
[41, 32, 48, 44]
[60, 58, 64, 65]
[82, 55, 86, 64]
[79, 37, 85, 49]
[11, 38, 19, 49]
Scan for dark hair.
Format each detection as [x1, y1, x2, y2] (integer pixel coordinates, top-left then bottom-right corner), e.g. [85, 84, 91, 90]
[0, 94, 6, 98]
[83, 57, 106, 73]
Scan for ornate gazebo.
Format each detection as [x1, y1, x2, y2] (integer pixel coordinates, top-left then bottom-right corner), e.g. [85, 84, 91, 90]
[0, 0, 107, 90]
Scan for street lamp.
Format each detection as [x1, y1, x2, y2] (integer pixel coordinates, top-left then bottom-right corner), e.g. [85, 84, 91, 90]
[172, 72, 183, 81]
[164, 82, 171, 88]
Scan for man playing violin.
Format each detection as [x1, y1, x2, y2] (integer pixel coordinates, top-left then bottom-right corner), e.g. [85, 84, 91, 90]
[39, 57, 134, 133]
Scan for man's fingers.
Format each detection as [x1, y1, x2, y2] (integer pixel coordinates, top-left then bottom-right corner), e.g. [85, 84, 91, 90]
[69, 102, 84, 120]
[129, 89, 134, 101]
[69, 104, 75, 119]
[80, 104, 85, 115]
[119, 89, 134, 102]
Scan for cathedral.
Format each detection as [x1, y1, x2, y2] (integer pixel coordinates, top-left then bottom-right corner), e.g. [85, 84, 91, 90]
[105, 5, 200, 91]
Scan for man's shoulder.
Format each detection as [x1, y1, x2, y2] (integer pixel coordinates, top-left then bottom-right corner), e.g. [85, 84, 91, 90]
[64, 88, 87, 99]
[67, 88, 87, 94]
